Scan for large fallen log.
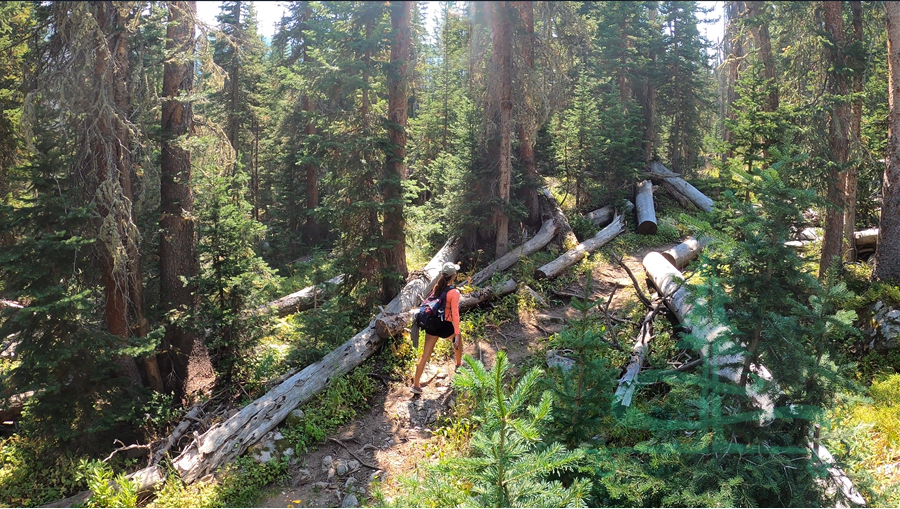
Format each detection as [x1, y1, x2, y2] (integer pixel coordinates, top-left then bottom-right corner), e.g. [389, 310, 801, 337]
[661, 236, 709, 270]
[0, 300, 23, 311]
[539, 188, 579, 248]
[854, 228, 878, 249]
[635, 180, 658, 235]
[48, 238, 462, 501]
[469, 219, 557, 287]
[374, 279, 519, 339]
[255, 275, 345, 317]
[646, 161, 714, 213]
[642, 251, 774, 418]
[535, 214, 626, 279]
[585, 201, 634, 228]
[808, 441, 868, 507]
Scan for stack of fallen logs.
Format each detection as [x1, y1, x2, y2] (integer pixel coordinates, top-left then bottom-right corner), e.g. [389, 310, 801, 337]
[613, 237, 866, 507]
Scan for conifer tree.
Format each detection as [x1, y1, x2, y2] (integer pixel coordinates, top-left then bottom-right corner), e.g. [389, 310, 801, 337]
[876, 1, 900, 282]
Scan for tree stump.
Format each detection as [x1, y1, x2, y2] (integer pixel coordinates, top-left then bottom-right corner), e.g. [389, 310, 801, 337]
[635, 180, 658, 235]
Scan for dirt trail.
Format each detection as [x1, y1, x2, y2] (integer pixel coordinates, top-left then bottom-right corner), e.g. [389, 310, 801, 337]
[261, 245, 674, 508]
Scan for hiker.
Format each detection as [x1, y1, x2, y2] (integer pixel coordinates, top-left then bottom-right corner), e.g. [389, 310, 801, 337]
[411, 262, 463, 394]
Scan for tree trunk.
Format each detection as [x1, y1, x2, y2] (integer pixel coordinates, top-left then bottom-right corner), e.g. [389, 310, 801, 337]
[724, 1, 746, 160]
[747, 1, 778, 113]
[491, 1, 513, 258]
[535, 215, 626, 279]
[643, 2, 659, 163]
[255, 275, 345, 317]
[470, 219, 558, 287]
[300, 3, 319, 246]
[159, 0, 214, 400]
[512, 1, 540, 226]
[635, 180, 658, 235]
[661, 236, 709, 270]
[642, 251, 775, 416]
[876, 2, 900, 282]
[539, 187, 579, 248]
[646, 161, 714, 212]
[227, 1, 241, 154]
[92, 1, 144, 386]
[845, 0, 864, 262]
[383, 1, 412, 302]
[614, 304, 661, 407]
[585, 201, 634, 228]
[820, 0, 850, 277]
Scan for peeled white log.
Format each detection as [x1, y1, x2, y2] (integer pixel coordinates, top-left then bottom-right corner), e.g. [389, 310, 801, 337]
[661, 237, 709, 270]
[585, 201, 634, 227]
[808, 442, 867, 506]
[642, 252, 774, 419]
[661, 180, 697, 211]
[535, 215, 626, 279]
[646, 161, 714, 213]
[255, 275, 345, 317]
[469, 219, 557, 287]
[88, 237, 462, 495]
[785, 240, 814, 251]
[854, 228, 878, 248]
[0, 300, 22, 310]
[375, 279, 519, 339]
[635, 180, 658, 235]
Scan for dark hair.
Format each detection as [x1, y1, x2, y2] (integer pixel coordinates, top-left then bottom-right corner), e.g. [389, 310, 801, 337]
[432, 272, 454, 297]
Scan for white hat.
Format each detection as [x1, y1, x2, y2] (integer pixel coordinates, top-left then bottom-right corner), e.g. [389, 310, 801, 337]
[441, 262, 460, 276]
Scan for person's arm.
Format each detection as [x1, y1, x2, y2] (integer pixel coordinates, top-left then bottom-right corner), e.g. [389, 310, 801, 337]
[447, 288, 461, 340]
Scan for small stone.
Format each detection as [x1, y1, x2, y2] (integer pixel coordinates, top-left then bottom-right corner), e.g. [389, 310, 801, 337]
[286, 408, 306, 428]
[347, 460, 360, 473]
[296, 469, 311, 482]
[437, 372, 448, 379]
[283, 447, 294, 459]
[341, 494, 359, 508]
[328, 467, 336, 479]
[368, 470, 384, 483]
[313, 481, 331, 490]
[344, 476, 357, 489]
[322, 455, 333, 471]
[336, 460, 349, 476]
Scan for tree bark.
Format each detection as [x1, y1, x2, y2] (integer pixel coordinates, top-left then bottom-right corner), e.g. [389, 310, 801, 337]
[614, 304, 661, 407]
[724, 1, 746, 160]
[159, 0, 214, 400]
[635, 180, 658, 235]
[491, 1, 513, 258]
[643, 2, 659, 163]
[876, 2, 900, 282]
[539, 187, 579, 248]
[511, 1, 540, 226]
[746, 1, 778, 113]
[585, 201, 634, 228]
[820, 0, 850, 277]
[383, 1, 412, 302]
[845, 0, 864, 262]
[227, 1, 241, 154]
[535, 215, 626, 279]
[470, 219, 557, 287]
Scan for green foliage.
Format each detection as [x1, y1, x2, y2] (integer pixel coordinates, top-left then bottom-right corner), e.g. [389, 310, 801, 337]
[282, 366, 377, 453]
[546, 281, 618, 448]
[150, 456, 289, 508]
[0, 435, 85, 506]
[81, 460, 138, 508]
[392, 352, 591, 508]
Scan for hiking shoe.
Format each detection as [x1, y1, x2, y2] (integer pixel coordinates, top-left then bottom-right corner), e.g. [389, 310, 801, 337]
[411, 385, 423, 395]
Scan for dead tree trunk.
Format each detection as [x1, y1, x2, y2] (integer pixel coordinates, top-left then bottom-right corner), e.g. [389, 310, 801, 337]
[876, 1, 900, 282]
[539, 187, 579, 248]
[535, 215, 626, 279]
[661, 236, 709, 270]
[255, 275, 345, 317]
[642, 251, 774, 417]
[635, 180, 658, 235]
[614, 304, 662, 407]
[584, 201, 634, 228]
[469, 219, 557, 287]
[647, 162, 714, 212]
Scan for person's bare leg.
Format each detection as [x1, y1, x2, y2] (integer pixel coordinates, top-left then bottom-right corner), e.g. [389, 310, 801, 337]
[454, 336, 462, 368]
[413, 334, 439, 389]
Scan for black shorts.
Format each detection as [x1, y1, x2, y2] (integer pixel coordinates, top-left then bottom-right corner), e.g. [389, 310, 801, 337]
[425, 320, 455, 339]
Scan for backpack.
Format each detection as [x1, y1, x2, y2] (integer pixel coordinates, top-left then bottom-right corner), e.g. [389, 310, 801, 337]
[415, 285, 454, 331]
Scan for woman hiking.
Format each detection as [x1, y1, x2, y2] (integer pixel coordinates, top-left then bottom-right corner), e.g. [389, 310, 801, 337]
[411, 262, 463, 394]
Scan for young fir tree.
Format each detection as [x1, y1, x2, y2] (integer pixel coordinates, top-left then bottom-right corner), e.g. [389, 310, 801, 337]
[394, 351, 591, 508]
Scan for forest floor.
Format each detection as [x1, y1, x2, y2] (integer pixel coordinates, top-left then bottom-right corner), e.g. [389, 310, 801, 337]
[260, 242, 676, 508]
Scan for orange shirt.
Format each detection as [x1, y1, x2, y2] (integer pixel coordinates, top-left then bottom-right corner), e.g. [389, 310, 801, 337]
[444, 288, 461, 336]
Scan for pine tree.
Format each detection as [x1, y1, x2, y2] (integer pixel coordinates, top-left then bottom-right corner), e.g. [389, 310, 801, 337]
[876, 2, 900, 282]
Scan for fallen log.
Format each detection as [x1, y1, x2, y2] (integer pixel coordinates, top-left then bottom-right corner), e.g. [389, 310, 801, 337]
[808, 441, 867, 506]
[255, 275, 345, 317]
[375, 279, 519, 339]
[642, 251, 774, 418]
[0, 391, 33, 422]
[660, 180, 697, 211]
[539, 188, 579, 248]
[44, 238, 462, 503]
[661, 236, 709, 270]
[0, 300, 23, 311]
[854, 228, 878, 249]
[585, 201, 634, 228]
[646, 161, 714, 213]
[614, 303, 663, 407]
[535, 214, 626, 279]
[469, 219, 557, 287]
[635, 180, 658, 235]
